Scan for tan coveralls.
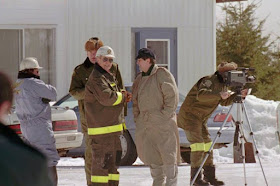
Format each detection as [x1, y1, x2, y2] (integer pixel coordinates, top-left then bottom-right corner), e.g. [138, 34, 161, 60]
[132, 65, 180, 186]
[85, 63, 125, 186]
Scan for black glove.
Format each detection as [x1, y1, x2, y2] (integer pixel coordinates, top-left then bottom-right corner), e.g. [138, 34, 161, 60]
[42, 98, 51, 104]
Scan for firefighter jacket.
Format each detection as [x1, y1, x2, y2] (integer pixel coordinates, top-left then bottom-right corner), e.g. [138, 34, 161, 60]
[0, 122, 53, 186]
[177, 71, 237, 130]
[69, 58, 124, 133]
[84, 63, 125, 138]
[132, 65, 181, 164]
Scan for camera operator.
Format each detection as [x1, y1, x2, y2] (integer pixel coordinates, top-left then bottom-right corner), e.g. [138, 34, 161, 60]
[177, 62, 247, 186]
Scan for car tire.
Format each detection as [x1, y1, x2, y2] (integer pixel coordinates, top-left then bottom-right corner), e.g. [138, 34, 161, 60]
[181, 151, 191, 164]
[119, 130, 138, 166]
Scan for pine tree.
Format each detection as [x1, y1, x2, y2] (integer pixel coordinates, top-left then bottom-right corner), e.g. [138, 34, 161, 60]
[216, 2, 280, 100]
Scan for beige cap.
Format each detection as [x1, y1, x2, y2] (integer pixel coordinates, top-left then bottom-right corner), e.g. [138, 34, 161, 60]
[218, 62, 237, 73]
[96, 46, 115, 58]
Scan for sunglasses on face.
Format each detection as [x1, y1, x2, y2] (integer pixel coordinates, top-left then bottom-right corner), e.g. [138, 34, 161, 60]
[103, 57, 114, 63]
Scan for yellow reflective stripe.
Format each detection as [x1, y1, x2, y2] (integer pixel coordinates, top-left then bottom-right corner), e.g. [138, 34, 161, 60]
[122, 123, 127, 130]
[204, 142, 213, 152]
[113, 92, 122, 106]
[190, 143, 205, 152]
[91, 175, 108, 183]
[110, 83, 116, 87]
[88, 123, 123, 135]
[108, 173, 120, 181]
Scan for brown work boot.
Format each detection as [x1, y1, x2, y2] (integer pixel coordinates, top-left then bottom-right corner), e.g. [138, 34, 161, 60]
[203, 165, 224, 185]
[190, 167, 210, 186]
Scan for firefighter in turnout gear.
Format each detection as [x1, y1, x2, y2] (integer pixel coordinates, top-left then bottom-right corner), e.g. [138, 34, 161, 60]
[177, 62, 244, 186]
[85, 46, 131, 186]
[69, 38, 124, 185]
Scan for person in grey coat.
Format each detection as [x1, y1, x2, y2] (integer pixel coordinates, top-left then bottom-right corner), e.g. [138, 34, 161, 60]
[14, 57, 60, 186]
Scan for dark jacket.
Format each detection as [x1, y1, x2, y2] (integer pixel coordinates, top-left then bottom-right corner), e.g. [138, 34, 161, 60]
[84, 63, 125, 138]
[69, 58, 125, 133]
[0, 122, 52, 186]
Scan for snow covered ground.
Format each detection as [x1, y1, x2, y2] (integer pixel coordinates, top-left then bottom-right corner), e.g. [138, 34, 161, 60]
[57, 162, 280, 186]
[57, 95, 280, 185]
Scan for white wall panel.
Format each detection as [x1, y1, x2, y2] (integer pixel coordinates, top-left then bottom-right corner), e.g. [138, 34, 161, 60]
[67, 0, 216, 95]
[0, 0, 217, 97]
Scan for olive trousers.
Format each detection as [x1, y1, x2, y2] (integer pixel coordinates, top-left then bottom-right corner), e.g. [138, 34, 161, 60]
[185, 122, 214, 168]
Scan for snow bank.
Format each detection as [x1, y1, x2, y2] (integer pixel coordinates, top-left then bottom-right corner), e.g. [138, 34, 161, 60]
[215, 95, 280, 163]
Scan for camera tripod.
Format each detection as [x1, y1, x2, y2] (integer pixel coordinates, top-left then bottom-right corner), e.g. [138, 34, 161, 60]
[190, 88, 268, 186]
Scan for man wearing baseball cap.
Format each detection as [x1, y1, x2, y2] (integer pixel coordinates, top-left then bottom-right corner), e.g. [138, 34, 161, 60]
[85, 46, 131, 186]
[132, 48, 180, 186]
[177, 62, 248, 185]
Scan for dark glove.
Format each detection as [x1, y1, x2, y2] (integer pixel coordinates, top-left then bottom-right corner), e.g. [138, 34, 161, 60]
[42, 98, 51, 104]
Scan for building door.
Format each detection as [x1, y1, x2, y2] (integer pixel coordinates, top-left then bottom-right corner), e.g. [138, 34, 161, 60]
[132, 28, 177, 82]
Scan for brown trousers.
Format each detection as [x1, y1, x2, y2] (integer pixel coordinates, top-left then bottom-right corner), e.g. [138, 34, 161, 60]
[90, 134, 122, 186]
[84, 132, 93, 185]
[185, 122, 214, 168]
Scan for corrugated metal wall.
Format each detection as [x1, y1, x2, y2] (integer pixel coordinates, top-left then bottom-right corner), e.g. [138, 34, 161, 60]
[0, 0, 216, 97]
[67, 0, 216, 96]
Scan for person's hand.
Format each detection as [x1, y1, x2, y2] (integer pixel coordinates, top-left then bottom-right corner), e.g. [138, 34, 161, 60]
[121, 90, 132, 102]
[126, 91, 132, 102]
[42, 98, 51, 104]
[220, 91, 230, 99]
[241, 89, 248, 98]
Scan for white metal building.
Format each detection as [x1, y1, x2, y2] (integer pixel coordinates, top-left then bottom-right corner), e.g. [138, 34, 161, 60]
[0, 0, 244, 98]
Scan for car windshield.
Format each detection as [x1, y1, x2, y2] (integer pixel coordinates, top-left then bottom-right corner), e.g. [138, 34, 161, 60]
[55, 96, 78, 109]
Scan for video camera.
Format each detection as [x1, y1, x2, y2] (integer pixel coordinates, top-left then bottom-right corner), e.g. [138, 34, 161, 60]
[225, 67, 256, 87]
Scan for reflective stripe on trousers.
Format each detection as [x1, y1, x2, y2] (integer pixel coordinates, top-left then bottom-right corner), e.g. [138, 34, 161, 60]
[91, 173, 120, 183]
[190, 142, 213, 152]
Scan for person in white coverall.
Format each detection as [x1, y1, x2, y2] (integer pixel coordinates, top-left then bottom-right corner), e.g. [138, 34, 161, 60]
[132, 48, 180, 186]
[14, 57, 60, 186]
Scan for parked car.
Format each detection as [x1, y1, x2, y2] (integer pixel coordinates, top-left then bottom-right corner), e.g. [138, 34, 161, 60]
[53, 85, 235, 165]
[4, 105, 83, 156]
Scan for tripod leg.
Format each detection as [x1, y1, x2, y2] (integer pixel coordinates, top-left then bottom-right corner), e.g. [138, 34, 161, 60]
[235, 102, 248, 186]
[190, 104, 235, 186]
[238, 122, 248, 186]
[241, 103, 269, 186]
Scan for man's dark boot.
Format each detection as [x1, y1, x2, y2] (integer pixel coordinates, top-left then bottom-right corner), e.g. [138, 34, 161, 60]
[190, 167, 210, 186]
[203, 165, 224, 185]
